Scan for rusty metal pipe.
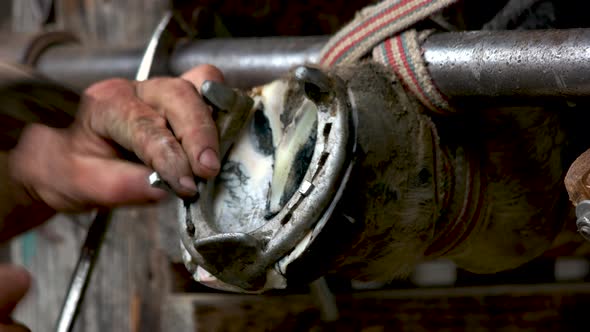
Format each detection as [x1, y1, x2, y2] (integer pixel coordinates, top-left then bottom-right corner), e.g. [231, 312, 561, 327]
[22, 29, 590, 98]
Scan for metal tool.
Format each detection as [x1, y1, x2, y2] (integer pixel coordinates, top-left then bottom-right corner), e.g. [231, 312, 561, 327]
[54, 10, 179, 332]
[565, 152, 590, 242]
[140, 10, 177, 192]
[54, 209, 111, 332]
[575, 201, 590, 241]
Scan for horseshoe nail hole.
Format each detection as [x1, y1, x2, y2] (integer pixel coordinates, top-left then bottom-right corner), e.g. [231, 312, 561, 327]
[323, 123, 332, 139]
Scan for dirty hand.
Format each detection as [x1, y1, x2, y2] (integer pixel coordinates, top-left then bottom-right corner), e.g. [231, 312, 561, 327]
[0, 265, 30, 332]
[8, 64, 224, 212]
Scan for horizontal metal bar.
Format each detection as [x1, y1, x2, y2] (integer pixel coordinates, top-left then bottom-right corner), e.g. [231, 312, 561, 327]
[9, 29, 590, 99]
[35, 36, 326, 90]
[171, 36, 326, 89]
[423, 29, 590, 99]
[36, 44, 146, 90]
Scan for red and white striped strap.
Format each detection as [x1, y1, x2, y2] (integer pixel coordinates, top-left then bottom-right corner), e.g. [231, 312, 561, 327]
[319, 0, 457, 114]
[373, 30, 452, 114]
[319, 0, 457, 66]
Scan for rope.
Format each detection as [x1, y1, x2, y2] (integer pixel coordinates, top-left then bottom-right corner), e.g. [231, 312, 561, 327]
[319, 0, 457, 114]
[372, 30, 452, 114]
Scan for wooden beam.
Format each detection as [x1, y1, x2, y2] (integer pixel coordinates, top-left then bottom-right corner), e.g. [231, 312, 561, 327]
[163, 283, 590, 331]
[55, 0, 170, 46]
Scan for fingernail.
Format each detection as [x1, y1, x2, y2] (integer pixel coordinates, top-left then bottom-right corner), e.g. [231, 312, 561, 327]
[179, 176, 198, 194]
[199, 148, 220, 171]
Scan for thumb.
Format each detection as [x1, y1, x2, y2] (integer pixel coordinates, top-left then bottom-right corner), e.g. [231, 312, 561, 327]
[72, 156, 168, 208]
[0, 265, 30, 319]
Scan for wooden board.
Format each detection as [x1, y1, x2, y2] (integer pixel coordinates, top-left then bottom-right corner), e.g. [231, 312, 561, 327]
[11, 203, 172, 332]
[10, 0, 52, 33]
[165, 283, 590, 332]
[55, 0, 169, 46]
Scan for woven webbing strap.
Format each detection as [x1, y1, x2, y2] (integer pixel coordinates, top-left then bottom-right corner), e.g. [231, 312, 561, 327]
[319, 0, 457, 114]
[373, 30, 452, 113]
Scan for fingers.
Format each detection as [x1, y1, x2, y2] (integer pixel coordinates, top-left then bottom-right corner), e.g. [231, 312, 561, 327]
[68, 156, 168, 208]
[82, 79, 198, 196]
[12, 124, 168, 211]
[79, 65, 225, 199]
[181, 64, 225, 94]
[0, 265, 30, 319]
[141, 64, 225, 178]
[136, 77, 221, 179]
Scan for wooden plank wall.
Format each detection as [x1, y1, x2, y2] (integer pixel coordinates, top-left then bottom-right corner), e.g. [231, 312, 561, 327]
[55, 0, 169, 46]
[11, 206, 172, 332]
[178, 283, 590, 332]
[10, 0, 52, 33]
[7, 0, 169, 45]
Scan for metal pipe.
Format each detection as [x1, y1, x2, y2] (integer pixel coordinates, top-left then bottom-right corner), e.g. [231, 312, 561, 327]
[423, 29, 590, 99]
[36, 45, 145, 90]
[24, 29, 590, 98]
[36, 36, 326, 90]
[171, 36, 325, 88]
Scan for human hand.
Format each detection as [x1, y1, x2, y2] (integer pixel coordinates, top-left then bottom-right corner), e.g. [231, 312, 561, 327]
[0, 265, 30, 332]
[8, 64, 224, 212]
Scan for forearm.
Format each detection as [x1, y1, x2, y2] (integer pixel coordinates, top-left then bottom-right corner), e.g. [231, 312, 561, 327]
[0, 151, 54, 242]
